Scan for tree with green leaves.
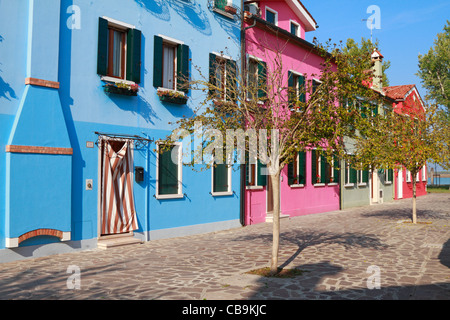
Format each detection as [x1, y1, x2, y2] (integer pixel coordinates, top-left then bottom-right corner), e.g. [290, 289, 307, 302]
[417, 21, 450, 117]
[160, 38, 379, 275]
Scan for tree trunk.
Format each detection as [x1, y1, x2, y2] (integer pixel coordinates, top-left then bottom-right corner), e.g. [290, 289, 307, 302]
[412, 178, 417, 224]
[270, 171, 281, 274]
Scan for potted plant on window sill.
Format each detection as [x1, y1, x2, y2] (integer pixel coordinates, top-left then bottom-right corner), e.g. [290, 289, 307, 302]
[104, 82, 139, 96]
[224, 5, 237, 15]
[157, 89, 188, 105]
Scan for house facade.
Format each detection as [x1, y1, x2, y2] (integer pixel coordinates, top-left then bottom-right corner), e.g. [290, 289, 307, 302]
[383, 84, 428, 200]
[242, 0, 340, 225]
[0, 0, 242, 262]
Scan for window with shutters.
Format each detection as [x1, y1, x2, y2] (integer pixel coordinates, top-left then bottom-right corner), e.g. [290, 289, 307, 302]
[288, 71, 305, 111]
[211, 163, 232, 196]
[209, 53, 237, 103]
[247, 57, 267, 101]
[97, 17, 141, 84]
[406, 170, 412, 182]
[344, 157, 357, 187]
[246, 155, 267, 189]
[421, 165, 426, 181]
[385, 169, 393, 184]
[357, 167, 369, 186]
[153, 35, 190, 97]
[156, 143, 183, 199]
[288, 152, 306, 187]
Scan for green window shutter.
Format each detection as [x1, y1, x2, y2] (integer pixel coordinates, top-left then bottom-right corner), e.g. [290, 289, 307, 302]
[158, 146, 179, 195]
[298, 75, 305, 103]
[213, 164, 228, 193]
[363, 169, 369, 183]
[226, 59, 237, 102]
[372, 105, 378, 116]
[153, 35, 163, 88]
[333, 155, 340, 183]
[257, 61, 267, 99]
[257, 160, 267, 186]
[209, 53, 217, 98]
[288, 71, 295, 109]
[311, 150, 317, 184]
[350, 165, 357, 184]
[320, 154, 327, 184]
[126, 28, 142, 83]
[177, 44, 190, 93]
[388, 169, 393, 182]
[287, 161, 294, 185]
[97, 17, 109, 76]
[298, 151, 306, 185]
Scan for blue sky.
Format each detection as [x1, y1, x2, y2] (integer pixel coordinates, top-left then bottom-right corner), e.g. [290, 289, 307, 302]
[301, 0, 450, 98]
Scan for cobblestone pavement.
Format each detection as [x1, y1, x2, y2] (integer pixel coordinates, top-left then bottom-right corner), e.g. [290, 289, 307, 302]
[0, 193, 449, 300]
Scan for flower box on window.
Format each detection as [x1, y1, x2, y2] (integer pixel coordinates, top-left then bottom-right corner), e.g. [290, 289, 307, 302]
[104, 82, 139, 96]
[157, 89, 188, 105]
[224, 5, 237, 15]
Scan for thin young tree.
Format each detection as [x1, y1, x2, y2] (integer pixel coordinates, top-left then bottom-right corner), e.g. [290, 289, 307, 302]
[161, 37, 379, 274]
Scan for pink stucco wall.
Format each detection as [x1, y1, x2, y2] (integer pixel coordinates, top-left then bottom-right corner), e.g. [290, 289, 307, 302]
[244, 1, 340, 225]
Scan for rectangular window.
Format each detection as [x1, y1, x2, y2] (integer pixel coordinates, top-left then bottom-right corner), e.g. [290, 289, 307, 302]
[247, 57, 267, 101]
[345, 158, 357, 186]
[246, 156, 267, 188]
[156, 143, 183, 198]
[97, 17, 142, 83]
[290, 21, 299, 36]
[358, 168, 369, 185]
[212, 163, 232, 195]
[385, 169, 393, 184]
[209, 53, 237, 102]
[422, 165, 427, 181]
[406, 170, 411, 182]
[288, 152, 306, 186]
[288, 71, 305, 110]
[153, 35, 190, 93]
[311, 150, 328, 185]
[265, 7, 277, 25]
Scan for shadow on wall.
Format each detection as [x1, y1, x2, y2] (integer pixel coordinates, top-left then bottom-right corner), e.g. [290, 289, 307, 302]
[0, 35, 17, 101]
[135, 0, 213, 36]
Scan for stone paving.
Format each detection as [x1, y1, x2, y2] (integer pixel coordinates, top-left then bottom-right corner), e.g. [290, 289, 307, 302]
[0, 193, 449, 300]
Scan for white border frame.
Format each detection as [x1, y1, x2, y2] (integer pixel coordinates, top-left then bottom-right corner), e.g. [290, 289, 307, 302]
[155, 142, 184, 199]
[265, 6, 278, 26]
[211, 163, 233, 196]
[289, 19, 301, 37]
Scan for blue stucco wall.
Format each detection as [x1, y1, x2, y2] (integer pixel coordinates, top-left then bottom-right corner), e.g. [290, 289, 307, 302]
[1, 0, 242, 254]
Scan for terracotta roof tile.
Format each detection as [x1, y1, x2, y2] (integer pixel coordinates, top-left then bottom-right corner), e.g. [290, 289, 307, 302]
[383, 85, 415, 100]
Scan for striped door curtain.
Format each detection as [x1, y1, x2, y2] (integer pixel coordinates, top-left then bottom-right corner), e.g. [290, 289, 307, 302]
[101, 139, 138, 235]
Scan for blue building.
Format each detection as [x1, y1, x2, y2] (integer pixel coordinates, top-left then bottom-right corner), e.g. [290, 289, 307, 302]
[0, 0, 242, 262]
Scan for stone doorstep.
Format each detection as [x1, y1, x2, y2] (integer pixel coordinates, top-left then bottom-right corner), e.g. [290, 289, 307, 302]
[265, 212, 290, 223]
[97, 232, 143, 249]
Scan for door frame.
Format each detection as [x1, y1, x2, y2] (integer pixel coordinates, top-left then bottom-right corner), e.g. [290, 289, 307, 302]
[397, 169, 403, 199]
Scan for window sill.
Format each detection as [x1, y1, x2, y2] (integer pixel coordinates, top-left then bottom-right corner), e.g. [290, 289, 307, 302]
[358, 183, 368, 187]
[289, 184, 305, 188]
[344, 183, 355, 188]
[313, 183, 326, 187]
[384, 181, 392, 185]
[101, 76, 136, 86]
[246, 186, 264, 190]
[328, 183, 338, 186]
[155, 194, 184, 200]
[211, 191, 233, 197]
[212, 7, 235, 19]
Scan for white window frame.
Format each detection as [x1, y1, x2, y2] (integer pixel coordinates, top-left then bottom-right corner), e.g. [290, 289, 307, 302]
[212, 52, 233, 102]
[344, 160, 354, 187]
[406, 170, 412, 183]
[357, 168, 367, 187]
[290, 20, 300, 37]
[422, 165, 427, 181]
[384, 169, 392, 185]
[313, 150, 325, 187]
[155, 142, 183, 199]
[246, 55, 262, 102]
[246, 156, 264, 190]
[156, 35, 184, 93]
[290, 153, 305, 188]
[265, 6, 278, 26]
[211, 162, 233, 196]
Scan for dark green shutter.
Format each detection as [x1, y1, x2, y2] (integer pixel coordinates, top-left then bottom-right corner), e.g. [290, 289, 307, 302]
[298, 75, 305, 103]
[209, 53, 217, 98]
[298, 152, 306, 185]
[126, 28, 142, 83]
[257, 160, 267, 186]
[320, 154, 327, 184]
[213, 164, 228, 193]
[362, 169, 369, 183]
[287, 161, 294, 185]
[177, 44, 190, 93]
[97, 17, 109, 76]
[257, 61, 267, 99]
[388, 169, 393, 182]
[153, 35, 163, 88]
[158, 146, 179, 195]
[226, 59, 237, 102]
[288, 71, 294, 109]
[333, 155, 340, 183]
[311, 150, 317, 184]
[350, 165, 357, 184]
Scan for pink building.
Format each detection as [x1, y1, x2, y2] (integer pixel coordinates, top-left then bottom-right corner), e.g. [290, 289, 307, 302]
[243, 0, 340, 225]
[383, 84, 428, 200]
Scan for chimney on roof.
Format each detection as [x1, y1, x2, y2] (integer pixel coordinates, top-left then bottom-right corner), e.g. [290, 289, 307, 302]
[371, 49, 383, 91]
